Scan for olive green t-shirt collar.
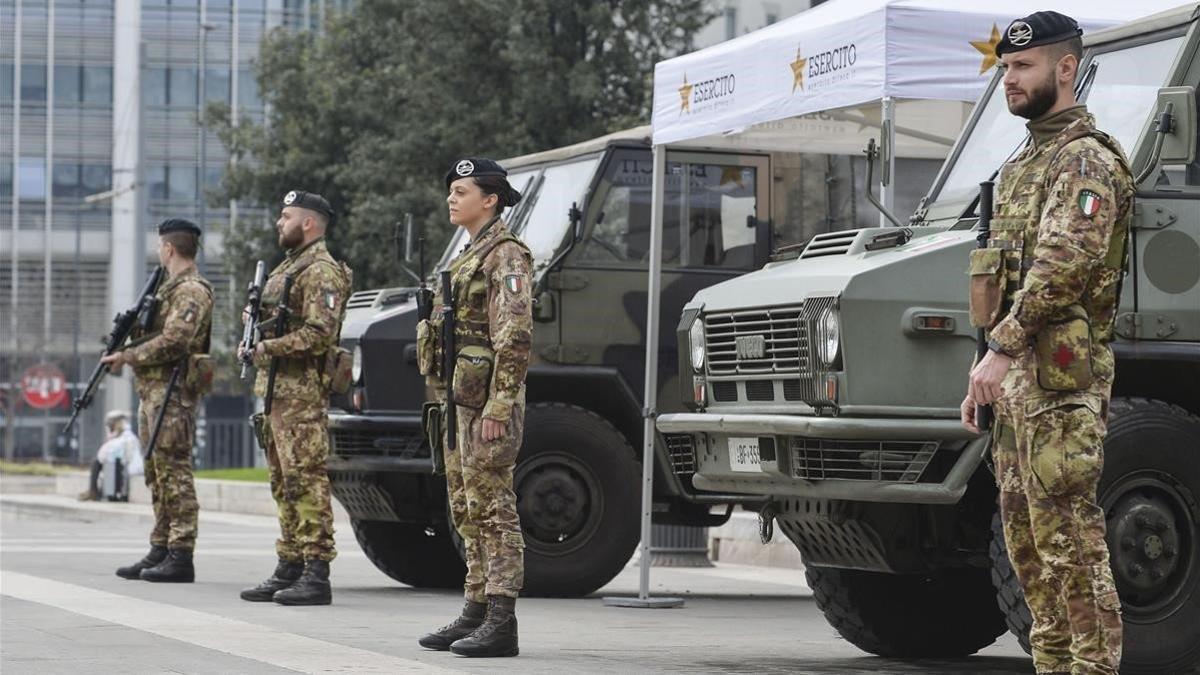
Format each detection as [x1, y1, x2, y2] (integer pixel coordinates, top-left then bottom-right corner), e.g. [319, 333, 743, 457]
[1027, 105, 1089, 147]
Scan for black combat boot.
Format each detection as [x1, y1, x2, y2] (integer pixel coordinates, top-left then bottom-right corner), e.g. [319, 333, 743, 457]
[140, 549, 195, 583]
[418, 600, 487, 650]
[272, 559, 332, 606]
[449, 595, 518, 657]
[240, 559, 304, 602]
[115, 545, 168, 579]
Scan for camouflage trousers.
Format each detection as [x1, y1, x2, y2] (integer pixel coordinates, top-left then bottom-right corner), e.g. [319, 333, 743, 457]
[444, 399, 526, 602]
[994, 396, 1122, 675]
[264, 398, 336, 562]
[138, 387, 199, 552]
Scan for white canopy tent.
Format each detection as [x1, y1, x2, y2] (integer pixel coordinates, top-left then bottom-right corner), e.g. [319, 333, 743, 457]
[614, 0, 1191, 607]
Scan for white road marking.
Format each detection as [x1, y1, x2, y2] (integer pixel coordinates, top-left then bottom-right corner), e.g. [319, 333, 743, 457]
[0, 571, 465, 674]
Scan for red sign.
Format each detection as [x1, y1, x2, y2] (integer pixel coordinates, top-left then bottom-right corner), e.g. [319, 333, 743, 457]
[21, 363, 69, 410]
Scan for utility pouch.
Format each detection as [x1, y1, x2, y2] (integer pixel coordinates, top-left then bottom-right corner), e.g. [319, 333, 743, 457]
[324, 347, 354, 395]
[250, 412, 269, 450]
[416, 319, 438, 377]
[967, 247, 1004, 328]
[422, 401, 446, 475]
[1035, 304, 1094, 392]
[183, 354, 215, 396]
[452, 345, 494, 409]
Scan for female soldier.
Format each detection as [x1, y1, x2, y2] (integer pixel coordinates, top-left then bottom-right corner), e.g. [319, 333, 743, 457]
[418, 158, 532, 658]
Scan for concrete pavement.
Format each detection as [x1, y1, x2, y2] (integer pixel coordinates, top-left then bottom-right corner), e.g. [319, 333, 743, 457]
[1, 484, 1031, 673]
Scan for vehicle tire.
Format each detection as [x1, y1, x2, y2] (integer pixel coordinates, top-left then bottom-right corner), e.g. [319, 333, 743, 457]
[514, 403, 641, 597]
[351, 519, 466, 589]
[989, 397, 1200, 673]
[806, 564, 1007, 657]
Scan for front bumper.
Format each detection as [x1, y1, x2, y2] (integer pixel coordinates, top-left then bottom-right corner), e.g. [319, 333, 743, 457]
[326, 411, 433, 473]
[656, 412, 988, 505]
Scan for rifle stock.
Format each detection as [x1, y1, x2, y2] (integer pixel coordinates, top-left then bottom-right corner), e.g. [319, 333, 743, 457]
[263, 274, 294, 416]
[440, 270, 456, 450]
[975, 181, 995, 433]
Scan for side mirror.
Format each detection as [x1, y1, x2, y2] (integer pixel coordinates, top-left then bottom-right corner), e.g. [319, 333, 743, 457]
[1157, 86, 1196, 166]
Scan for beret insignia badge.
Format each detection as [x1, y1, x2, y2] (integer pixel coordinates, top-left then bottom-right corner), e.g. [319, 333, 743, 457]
[283, 190, 298, 205]
[1008, 21, 1033, 46]
[456, 160, 475, 177]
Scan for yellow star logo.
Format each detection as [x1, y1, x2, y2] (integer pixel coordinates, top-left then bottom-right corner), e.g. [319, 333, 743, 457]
[970, 24, 1002, 75]
[678, 74, 693, 114]
[790, 46, 807, 92]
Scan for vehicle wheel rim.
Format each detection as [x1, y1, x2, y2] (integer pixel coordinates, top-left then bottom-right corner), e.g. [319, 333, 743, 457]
[1103, 470, 1198, 622]
[516, 452, 604, 558]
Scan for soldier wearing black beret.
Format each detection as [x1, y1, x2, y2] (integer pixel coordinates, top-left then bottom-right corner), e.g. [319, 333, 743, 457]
[105, 217, 214, 583]
[962, 10, 1131, 675]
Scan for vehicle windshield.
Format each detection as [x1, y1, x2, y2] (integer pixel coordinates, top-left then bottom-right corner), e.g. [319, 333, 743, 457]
[934, 35, 1185, 205]
[433, 155, 601, 272]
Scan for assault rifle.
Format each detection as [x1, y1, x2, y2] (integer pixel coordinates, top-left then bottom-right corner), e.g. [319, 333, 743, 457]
[440, 270, 456, 450]
[238, 261, 267, 379]
[975, 180, 995, 433]
[62, 266, 165, 436]
[263, 274, 294, 416]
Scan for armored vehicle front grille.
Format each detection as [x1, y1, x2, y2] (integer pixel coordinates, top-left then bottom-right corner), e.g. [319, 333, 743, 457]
[745, 380, 775, 401]
[789, 438, 938, 483]
[704, 297, 836, 406]
[711, 381, 737, 402]
[330, 429, 426, 458]
[664, 434, 696, 476]
[346, 290, 383, 309]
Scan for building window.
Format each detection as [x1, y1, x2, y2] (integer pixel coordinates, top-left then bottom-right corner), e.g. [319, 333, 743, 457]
[18, 158, 46, 201]
[724, 7, 737, 41]
[147, 166, 168, 200]
[169, 68, 198, 107]
[205, 68, 231, 104]
[0, 162, 12, 198]
[0, 64, 12, 103]
[237, 69, 261, 108]
[83, 66, 112, 105]
[145, 67, 168, 106]
[21, 64, 47, 103]
[82, 165, 111, 194]
[54, 65, 81, 104]
[53, 164, 81, 199]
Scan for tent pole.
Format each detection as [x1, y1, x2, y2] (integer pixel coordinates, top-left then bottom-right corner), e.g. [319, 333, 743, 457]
[603, 143, 683, 609]
[881, 96, 897, 227]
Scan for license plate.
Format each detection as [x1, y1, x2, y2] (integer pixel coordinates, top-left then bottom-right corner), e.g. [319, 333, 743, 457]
[728, 437, 762, 473]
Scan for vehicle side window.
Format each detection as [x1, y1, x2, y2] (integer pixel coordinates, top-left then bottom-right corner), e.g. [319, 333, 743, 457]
[577, 152, 679, 265]
[664, 162, 757, 270]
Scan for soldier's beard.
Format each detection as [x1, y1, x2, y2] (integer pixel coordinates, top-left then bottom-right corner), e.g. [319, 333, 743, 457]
[1009, 71, 1058, 120]
[279, 226, 304, 249]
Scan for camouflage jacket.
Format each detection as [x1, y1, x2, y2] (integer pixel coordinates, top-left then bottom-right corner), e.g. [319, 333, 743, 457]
[126, 267, 213, 394]
[988, 106, 1134, 399]
[438, 219, 533, 422]
[253, 237, 353, 404]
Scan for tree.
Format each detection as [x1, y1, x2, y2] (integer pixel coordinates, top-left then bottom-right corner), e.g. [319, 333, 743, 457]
[207, 0, 713, 319]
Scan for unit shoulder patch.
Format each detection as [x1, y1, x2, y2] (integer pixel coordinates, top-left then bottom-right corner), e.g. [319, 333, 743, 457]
[1077, 189, 1102, 218]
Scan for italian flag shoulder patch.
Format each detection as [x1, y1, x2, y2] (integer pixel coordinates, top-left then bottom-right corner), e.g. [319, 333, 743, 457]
[1078, 189, 1102, 218]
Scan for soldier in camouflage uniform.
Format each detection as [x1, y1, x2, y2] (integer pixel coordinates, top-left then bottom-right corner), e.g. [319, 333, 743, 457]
[417, 158, 532, 658]
[240, 190, 352, 606]
[961, 12, 1132, 675]
[106, 219, 213, 583]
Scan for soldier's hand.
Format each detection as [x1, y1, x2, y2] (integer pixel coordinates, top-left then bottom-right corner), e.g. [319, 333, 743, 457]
[482, 418, 507, 442]
[968, 350, 1012, 406]
[99, 351, 126, 376]
[254, 342, 267, 360]
[960, 394, 980, 434]
[241, 305, 251, 325]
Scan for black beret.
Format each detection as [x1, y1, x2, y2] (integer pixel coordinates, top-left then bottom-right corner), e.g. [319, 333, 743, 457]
[996, 11, 1082, 58]
[158, 218, 201, 236]
[282, 189, 336, 224]
[444, 158, 522, 207]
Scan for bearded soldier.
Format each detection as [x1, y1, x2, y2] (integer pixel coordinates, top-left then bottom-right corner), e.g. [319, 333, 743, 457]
[106, 219, 213, 583]
[961, 12, 1133, 675]
[240, 190, 352, 606]
[417, 158, 532, 658]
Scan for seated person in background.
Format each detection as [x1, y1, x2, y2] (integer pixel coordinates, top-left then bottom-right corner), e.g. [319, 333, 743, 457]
[78, 411, 144, 501]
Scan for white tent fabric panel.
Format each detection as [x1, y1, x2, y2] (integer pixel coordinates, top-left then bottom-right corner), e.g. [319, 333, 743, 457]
[652, 0, 1189, 145]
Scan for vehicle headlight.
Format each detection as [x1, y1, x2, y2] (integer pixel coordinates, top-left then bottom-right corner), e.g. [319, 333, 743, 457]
[815, 307, 840, 367]
[351, 344, 363, 383]
[689, 317, 706, 373]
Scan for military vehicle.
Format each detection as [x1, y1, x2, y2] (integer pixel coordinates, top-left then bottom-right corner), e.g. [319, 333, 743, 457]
[329, 119, 952, 597]
[657, 6, 1200, 672]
